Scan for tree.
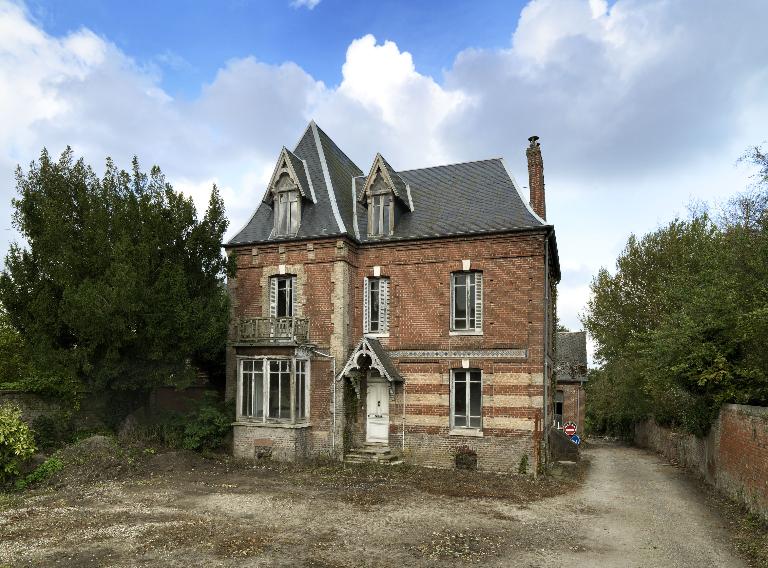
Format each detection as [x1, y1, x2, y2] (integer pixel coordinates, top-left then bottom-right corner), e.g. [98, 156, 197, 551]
[0, 148, 231, 399]
[583, 146, 768, 437]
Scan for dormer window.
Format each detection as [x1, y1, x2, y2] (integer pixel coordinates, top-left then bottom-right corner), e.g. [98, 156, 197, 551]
[357, 153, 414, 239]
[369, 193, 393, 237]
[275, 188, 299, 236]
[264, 147, 314, 239]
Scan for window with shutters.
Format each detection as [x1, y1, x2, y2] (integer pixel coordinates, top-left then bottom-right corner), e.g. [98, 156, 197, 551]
[270, 275, 296, 318]
[451, 369, 482, 430]
[363, 277, 389, 335]
[450, 271, 483, 334]
[238, 357, 309, 423]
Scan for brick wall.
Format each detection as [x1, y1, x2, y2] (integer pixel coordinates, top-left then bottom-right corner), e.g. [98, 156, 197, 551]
[635, 404, 768, 519]
[227, 229, 554, 471]
[558, 382, 586, 433]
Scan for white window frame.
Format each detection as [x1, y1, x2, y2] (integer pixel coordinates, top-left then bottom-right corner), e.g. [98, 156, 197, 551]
[450, 271, 483, 335]
[450, 369, 483, 432]
[363, 276, 389, 336]
[236, 357, 310, 424]
[270, 275, 296, 318]
[368, 193, 393, 237]
[274, 189, 300, 236]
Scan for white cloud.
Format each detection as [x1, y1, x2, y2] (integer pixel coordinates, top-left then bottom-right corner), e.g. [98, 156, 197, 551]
[290, 0, 321, 10]
[1, 0, 767, 363]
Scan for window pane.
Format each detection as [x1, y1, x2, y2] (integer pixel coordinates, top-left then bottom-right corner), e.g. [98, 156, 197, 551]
[371, 197, 380, 235]
[469, 374, 482, 428]
[275, 277, 292, 317]
[369, 279, 379, 331]
[454, 372, 466, 426]
[269, 361, 280, 418]
[277, 193, 287, 235]
[253, 363, 264, 419]
[453, 274, 467, 329]
[295, 361, 306, 420]
[382, 197, 391, 234]
[289, 196, 299, 233]
[241, 366, 252, 417]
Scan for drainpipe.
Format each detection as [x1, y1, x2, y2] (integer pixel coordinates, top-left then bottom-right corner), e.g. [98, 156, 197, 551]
[543, 234, 550, 467]
[310, 348, 336, 457]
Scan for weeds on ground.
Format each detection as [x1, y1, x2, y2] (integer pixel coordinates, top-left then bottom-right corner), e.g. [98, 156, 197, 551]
[14, 457, 63, 490]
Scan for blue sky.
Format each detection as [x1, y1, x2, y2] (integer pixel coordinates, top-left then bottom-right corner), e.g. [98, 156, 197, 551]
[1, 0, 767, 357]
[27, 0, 528, 97]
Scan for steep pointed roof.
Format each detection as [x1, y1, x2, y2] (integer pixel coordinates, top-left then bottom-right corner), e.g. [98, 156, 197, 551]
[262, 147, 314, 204]
[357, 153, 412, 211]
[226, 123, 554, 267]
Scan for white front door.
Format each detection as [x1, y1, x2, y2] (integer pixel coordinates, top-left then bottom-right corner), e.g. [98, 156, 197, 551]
[366, 378, 389, 444]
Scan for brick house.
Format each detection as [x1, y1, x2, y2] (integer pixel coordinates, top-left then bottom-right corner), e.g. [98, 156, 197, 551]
[223, 121, 560, 472]
[554, 331, 588, 434]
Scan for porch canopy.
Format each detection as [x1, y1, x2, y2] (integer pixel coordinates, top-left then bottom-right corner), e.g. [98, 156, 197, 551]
[339, 336, 403, 388]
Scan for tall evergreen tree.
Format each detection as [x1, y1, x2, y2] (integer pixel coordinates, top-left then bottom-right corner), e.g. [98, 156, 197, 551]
[0, 148, 231, 396]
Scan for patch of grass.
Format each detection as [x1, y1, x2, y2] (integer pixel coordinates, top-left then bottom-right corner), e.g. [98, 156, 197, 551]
[14, 457, 63, 490]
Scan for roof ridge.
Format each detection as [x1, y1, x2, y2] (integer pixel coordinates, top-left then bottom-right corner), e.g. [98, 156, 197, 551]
[397, 157, 503, 174]
[312, 121, 363, 175]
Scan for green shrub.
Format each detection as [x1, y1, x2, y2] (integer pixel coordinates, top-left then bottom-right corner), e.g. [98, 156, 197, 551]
[181, 395, 230, 451]
[14, 457, 63, 490]
[31, 412, 75, 451]
[453, 445, 477, 470]
[0, 403, 36, 484]
[518, 454, 529, 475]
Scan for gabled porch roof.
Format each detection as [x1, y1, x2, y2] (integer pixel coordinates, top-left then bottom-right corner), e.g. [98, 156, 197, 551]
[340, 336, 403, 383]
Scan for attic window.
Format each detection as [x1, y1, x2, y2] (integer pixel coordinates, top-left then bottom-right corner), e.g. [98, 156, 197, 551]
[273, 171, 300, 236]
[369, 193, 393, 236]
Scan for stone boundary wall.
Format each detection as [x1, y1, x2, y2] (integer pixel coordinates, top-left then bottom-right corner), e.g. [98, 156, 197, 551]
[635, 404, 768, 519]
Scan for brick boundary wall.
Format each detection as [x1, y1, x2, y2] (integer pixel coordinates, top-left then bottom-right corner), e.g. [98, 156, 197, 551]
[635, 404, 768, 519]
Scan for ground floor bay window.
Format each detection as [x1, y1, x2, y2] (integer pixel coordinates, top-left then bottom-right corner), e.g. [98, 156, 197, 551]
[238, 358, 309, 423]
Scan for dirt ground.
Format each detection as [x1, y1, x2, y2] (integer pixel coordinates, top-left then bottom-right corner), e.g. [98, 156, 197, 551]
[0, 439, 761, 567]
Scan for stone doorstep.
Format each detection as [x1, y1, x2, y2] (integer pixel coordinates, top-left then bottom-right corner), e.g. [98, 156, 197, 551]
[344, 445, 403, 465]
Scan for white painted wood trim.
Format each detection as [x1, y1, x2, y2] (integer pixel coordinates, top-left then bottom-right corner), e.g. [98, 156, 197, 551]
[311, 121, 346, 234]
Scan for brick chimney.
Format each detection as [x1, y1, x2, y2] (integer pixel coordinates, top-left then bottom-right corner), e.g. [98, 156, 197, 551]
[526, 135, 546, 220]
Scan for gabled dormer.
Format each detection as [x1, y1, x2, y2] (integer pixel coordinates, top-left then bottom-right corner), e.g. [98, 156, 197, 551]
[263, 147, 315, 237]
[358, 153, 413, 238]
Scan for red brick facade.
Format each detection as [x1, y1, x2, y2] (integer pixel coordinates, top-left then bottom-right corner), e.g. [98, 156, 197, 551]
[226, 230, 557, 472]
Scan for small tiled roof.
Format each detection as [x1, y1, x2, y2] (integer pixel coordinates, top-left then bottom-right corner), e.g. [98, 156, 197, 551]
[555, 331, 588, 382]
[227, 121, 558, 277]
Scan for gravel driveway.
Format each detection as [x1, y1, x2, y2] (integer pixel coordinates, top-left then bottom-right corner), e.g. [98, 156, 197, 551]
[0, 440, 748, 567]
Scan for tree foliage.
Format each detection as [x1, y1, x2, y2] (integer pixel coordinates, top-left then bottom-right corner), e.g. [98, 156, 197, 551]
[584, 147, 768, 437]
[0, 148, 231, 396]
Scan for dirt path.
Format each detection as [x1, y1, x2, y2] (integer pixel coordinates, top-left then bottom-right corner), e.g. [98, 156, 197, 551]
[533, 441, 747, 567]
[0, 441, 748, 567]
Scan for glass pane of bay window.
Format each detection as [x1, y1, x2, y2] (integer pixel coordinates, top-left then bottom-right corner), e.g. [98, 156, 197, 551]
[295, 361, 307, 420]
[269, 360, 291, 419]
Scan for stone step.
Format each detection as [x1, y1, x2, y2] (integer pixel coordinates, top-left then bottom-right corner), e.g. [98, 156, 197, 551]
[344, 447, 402, 465]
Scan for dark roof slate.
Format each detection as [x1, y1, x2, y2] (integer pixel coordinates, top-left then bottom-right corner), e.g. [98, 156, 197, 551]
[555, 331, 588, 383]
[227, 121, 549, 248]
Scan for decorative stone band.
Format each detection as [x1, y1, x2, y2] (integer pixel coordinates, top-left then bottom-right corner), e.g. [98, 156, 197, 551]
[389, 349, 527, 360]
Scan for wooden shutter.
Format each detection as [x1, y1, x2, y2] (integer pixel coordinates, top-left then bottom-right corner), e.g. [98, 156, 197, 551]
[380, 278, 389, 333]
[474, 272, 483, 331]
[290, 276, 297, 317]
[363, 277, 370, 333]
[269, 277, 277, 318]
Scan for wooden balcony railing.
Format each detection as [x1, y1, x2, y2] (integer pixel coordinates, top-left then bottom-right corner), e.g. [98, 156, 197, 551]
[236, 317, 309, 345]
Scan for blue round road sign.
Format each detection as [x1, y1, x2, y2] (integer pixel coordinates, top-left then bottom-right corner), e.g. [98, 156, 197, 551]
[570, 434, 581, 445]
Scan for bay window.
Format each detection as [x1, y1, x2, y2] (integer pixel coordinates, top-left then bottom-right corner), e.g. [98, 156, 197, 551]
[238, 358, 309, 423]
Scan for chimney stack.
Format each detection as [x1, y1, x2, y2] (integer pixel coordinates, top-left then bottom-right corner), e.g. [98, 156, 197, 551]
[526, 135, 546, 220]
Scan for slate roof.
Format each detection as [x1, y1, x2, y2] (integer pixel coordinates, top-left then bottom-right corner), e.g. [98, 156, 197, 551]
[555, 331, 588, 382]
[227, 122, 556, 268]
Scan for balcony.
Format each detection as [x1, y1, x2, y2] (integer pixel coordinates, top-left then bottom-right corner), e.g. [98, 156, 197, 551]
[235, 317, 310, 346]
